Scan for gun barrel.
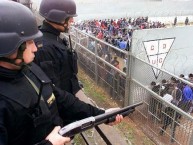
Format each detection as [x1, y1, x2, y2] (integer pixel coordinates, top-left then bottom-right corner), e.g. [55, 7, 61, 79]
[94, 102, 143, 125]
[59, 102, 143, 137]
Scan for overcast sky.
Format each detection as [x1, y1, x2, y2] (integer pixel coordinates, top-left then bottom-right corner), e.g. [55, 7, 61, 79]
[31, 0, 193, 21]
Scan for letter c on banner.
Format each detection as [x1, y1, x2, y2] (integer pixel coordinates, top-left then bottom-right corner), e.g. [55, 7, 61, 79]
[159, 58, 163, 63]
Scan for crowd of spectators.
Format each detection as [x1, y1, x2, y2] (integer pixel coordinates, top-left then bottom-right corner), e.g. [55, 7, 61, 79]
[150, 73, 193, 114]
[74, 17, 166, 52]
[75, 16, 193, 112]
[149, 73, 193, 142]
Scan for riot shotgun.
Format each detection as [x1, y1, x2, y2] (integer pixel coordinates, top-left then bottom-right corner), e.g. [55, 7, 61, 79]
[59, 102, 143, 137]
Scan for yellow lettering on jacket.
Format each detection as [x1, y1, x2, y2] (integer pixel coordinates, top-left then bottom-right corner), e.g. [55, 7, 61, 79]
[47, 93, 55, 106]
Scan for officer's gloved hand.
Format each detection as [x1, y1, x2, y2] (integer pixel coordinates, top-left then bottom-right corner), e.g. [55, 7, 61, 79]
[105, 108, 123, 126]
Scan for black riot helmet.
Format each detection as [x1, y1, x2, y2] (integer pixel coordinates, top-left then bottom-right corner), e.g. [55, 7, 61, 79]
[0, 1, 42, 58]
[39, 0, 78, 24]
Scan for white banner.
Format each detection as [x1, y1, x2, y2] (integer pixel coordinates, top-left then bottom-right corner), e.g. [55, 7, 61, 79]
[144, 38, 174, 79]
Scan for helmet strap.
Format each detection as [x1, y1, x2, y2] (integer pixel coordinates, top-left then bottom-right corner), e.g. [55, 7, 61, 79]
[0, 43, 27, 67]
[16, 43, 26, 60]
[63, 17, 70, 32]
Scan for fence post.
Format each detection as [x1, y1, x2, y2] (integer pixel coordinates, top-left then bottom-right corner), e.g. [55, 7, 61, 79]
[94, 40, 98, 84]
[124, 53, 132, 106]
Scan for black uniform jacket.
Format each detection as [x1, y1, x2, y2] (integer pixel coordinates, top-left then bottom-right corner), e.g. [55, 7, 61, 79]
[34, 21, 81, 95]
[0, 63, 104, 145]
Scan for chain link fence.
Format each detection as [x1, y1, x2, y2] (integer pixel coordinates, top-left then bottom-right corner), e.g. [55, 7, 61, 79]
[62, 27, 193, 145]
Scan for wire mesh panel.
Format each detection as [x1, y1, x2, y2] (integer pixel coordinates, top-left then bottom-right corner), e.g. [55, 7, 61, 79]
[130, 57, 193, 145]
[67, 27, 193, 145]
[70, 28, 128, 107]
[130, 81, 193, 145]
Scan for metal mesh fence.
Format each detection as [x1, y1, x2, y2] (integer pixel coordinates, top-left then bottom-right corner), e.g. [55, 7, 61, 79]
[129, 57, 193, 145]
[75, 34, 126, 106]
[63, 27, 193, 145]
[130, 80, 193, 145]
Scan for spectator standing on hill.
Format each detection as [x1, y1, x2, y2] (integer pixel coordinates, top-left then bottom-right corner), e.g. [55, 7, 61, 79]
[159, 106, 180, 143]
[188, 73, 193, 83]
[149, 81, 160, 116]
[185, 17, 189, 25]
[111, 56, 119, 65]
[174, 17, 177, 26]
[182, 84, 193, 112]
[171, 80, 182, 106]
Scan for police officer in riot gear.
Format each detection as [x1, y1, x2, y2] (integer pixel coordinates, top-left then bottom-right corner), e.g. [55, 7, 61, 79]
[0, 1, 123, 145]
[34, 0, 90, 103]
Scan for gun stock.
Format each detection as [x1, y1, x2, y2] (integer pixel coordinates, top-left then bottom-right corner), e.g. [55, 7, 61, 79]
[59, 102, 143, 137]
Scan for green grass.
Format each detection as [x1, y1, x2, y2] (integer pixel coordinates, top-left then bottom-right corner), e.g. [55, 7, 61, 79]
[79, 75, 106, 102]
[78, 70, 119, 108]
